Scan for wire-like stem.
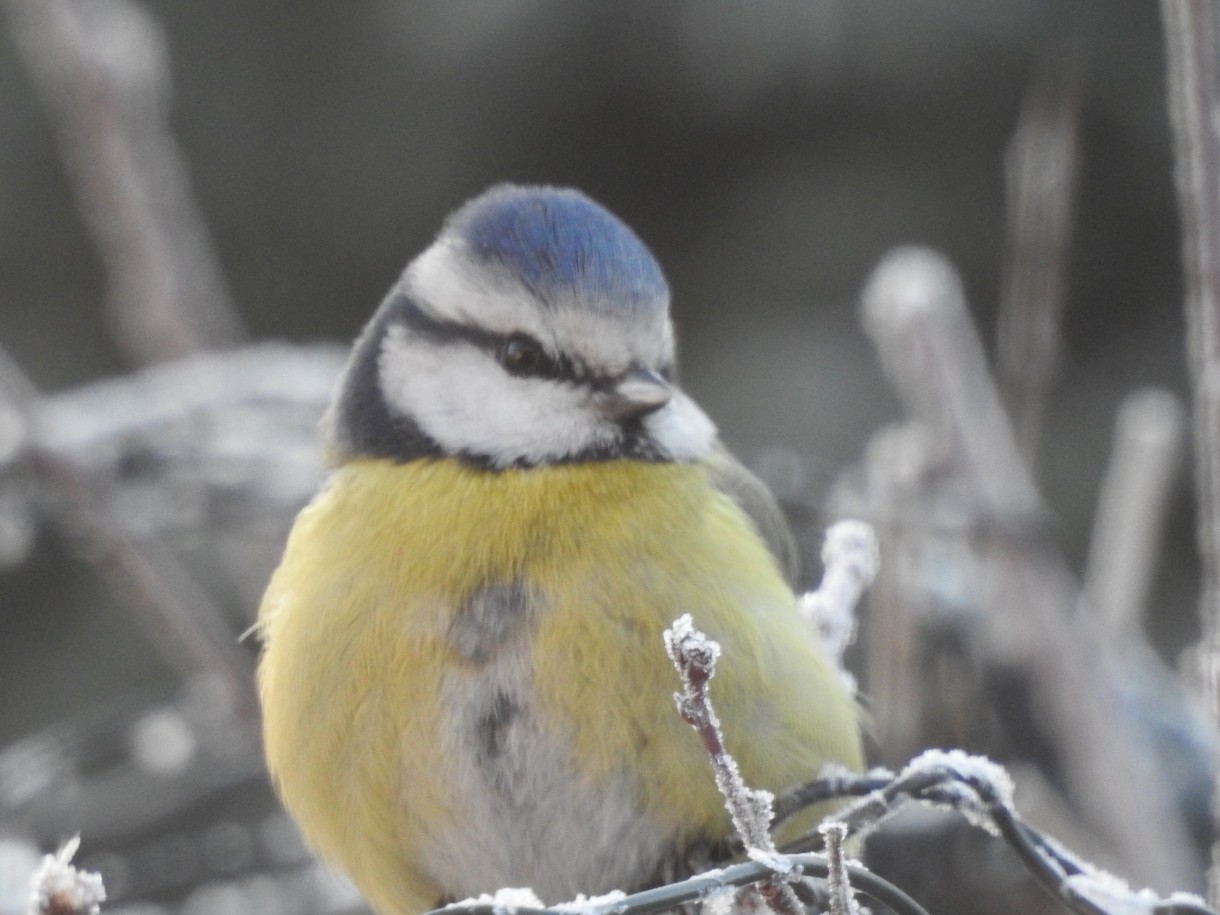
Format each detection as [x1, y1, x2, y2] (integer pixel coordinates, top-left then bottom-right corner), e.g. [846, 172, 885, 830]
[431, 758, 1216, 915]
[431, 855, 931, 915]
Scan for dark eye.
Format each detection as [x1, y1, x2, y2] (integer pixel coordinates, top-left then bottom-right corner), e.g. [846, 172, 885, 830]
[499, 334, 547, 377]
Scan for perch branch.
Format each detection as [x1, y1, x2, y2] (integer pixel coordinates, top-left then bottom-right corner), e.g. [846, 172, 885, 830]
[433, 756, 1217, 915]
[664, 615, 803, 915]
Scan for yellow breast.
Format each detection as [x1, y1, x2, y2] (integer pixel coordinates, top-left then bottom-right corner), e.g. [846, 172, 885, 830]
[257, 457, 861, 914]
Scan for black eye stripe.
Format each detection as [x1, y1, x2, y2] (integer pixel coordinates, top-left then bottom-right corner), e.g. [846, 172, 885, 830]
[394, 296, 587, 384]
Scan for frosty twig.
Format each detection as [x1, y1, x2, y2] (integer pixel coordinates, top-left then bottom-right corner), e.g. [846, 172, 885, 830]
[663, 614, 803, 915]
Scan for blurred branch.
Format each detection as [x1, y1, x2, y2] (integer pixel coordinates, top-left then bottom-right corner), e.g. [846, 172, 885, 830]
[32, 446, 261, 723]
[1081, 389, 1185, 642]
[842, 247, 1199, 890]
[0, 344, 259, 728]
[0, 343, 342, 739]
[1, 0, 247, 365]
[1160, 1, 1220, 906]
[996, 63, 1080, 469]
[0, 680, 264, 842]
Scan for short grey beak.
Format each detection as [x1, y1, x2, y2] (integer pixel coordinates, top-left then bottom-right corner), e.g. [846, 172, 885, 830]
[596, 367, 672, 421]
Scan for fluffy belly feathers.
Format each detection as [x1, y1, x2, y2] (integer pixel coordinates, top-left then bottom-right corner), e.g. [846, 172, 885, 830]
[258, 458, 861, 913]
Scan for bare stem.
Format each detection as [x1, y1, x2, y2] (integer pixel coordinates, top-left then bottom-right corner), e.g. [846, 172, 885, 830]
[820, 822, 860, 915]
[1081, 388, 1185, 641]
[1160, 1, 1220, 904]
[2, 0, 246, 365]
[996, 61, 1081, 468]
[856, 247, 1198, 890]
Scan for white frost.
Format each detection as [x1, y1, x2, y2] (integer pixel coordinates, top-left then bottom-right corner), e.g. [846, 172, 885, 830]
[797, 521, 878, 693]
[1063, 873, 1164, 915]
[28, 837, 105, 915]
[445, 887, 545, 915]
[551, 890, 629, 914]
[744, 847, 794, 876]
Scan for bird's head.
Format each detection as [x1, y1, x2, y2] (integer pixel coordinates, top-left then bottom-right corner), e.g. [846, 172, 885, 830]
[326, 184, 717, 469]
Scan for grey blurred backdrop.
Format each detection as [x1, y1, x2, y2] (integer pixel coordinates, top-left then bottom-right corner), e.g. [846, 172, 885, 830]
[0, 4, 1199, 907]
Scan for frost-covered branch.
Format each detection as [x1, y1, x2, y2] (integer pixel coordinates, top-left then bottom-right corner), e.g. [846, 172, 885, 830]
[434, 752, 1215, 915]
[438, 853, 928, 915]
[819, 822, 859, 915]
[664, 615, 778, 859]
[663, 615, 803, 915]
[797, 520, 878, 679]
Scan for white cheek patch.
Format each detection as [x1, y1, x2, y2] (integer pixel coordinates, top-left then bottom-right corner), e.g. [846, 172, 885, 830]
[379, 325, 620, 466]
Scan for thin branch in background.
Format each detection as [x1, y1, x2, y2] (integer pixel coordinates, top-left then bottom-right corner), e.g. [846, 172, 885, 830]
[1159, 2, 1220, 906]
[853, 247, 1199, 890]
[30, 448, 260, 725]
[995, 60, 1081, 469]
[1, 0, 247, 365]
[1081, 388, 1185, 643]
[853, 432, 926, 767]
[0, 342, 259, 730]
[27, 837, 105, 915]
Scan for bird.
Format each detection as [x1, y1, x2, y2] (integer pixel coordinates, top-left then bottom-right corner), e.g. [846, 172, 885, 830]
[256, 184, 864, 915]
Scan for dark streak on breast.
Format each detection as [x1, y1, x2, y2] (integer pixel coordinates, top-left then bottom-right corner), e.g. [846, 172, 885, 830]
[448, 579, 540, 664]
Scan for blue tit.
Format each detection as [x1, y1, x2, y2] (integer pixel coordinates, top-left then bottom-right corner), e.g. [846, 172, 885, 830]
[256, 184, 863, 915]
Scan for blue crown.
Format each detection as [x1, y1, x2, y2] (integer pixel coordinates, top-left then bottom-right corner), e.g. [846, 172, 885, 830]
[450, 185, 668, 311]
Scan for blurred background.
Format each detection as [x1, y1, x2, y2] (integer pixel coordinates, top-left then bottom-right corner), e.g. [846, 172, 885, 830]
[0, 2, 1208, 914]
